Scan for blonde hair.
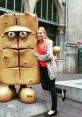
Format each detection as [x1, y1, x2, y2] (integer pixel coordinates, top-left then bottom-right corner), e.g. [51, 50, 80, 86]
[37, 26, 48, 39]
[38, 27, 46, 35]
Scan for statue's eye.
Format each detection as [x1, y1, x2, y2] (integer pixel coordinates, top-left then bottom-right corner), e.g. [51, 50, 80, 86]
[7, 32, 16, 40]
[19, 32, 28, 39]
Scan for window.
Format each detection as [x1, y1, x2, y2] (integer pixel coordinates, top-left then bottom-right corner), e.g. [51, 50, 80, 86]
[0, 0, 5, 7]
[42, 0, 47, 19]
[48, 0, 52, 21]
[7, 0, 14, 10]
[53, 3, 58, 22]
[15, 0, 22, 12]
[35, 0, 59, 23]
[35, 0, 58, 44]
[36, 0, 41, 18]
[0, 0, 23, 13]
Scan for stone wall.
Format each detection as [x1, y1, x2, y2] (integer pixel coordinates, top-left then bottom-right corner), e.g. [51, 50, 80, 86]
[67, 0, 82, 43]
[61, 0, 82, 74]
[64, 43, 78, 73]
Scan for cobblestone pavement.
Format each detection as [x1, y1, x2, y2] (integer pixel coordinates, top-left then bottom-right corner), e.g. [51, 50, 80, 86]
[34, 85, 82, 117]
[0, 74, 82, 117]
[34, 74, 82, 117]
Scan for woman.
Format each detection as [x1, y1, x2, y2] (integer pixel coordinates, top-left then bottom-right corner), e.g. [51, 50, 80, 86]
[37, 27, 66, 102]
[32, 27, 65, 117]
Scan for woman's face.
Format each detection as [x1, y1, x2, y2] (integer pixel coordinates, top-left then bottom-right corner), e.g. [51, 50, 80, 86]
[36, 29, 45, 41]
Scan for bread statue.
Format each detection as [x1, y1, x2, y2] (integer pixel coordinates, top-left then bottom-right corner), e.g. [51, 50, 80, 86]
[0, 13, 40, 103]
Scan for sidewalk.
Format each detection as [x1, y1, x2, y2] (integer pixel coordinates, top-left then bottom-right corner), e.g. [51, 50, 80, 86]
[0, 74, 82, 117]
[38, 74, 82, 117]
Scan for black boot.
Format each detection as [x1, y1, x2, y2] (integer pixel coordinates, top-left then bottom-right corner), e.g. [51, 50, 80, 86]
[62, 89, 66, 101]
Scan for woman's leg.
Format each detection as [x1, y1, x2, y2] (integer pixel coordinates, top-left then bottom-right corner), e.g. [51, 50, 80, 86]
[50, 79, 57, 111]
[56, 87, 66, 101]
[40, 66, 57, 110]
[40, 66, 50, 90]
[56, 87, 62, 94]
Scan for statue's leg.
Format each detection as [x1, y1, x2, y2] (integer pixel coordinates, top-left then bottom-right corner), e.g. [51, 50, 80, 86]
[18, 85, 27, 97]
[8, 85, 17, 98]
[20, 85, 27, 89]
[8, 85, 16, 89]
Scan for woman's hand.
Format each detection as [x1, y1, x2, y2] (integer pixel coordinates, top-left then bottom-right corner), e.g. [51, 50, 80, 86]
[32, 50, 39, 57]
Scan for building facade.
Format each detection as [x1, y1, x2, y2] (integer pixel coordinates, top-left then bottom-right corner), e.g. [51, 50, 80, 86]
[0, 0, 82, 73]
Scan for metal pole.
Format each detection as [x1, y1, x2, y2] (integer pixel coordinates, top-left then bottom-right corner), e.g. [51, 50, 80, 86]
[65, 0, 68, 42]
[13, 0, 16, 12]
[5, 0, 7, 8]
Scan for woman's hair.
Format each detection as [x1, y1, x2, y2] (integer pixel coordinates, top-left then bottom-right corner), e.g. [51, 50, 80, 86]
[37, 26, 48, 40]
[38, 27, 46, 35]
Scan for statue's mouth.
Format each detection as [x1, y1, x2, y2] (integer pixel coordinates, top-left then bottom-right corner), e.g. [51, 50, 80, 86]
[2, 48, 36, 68]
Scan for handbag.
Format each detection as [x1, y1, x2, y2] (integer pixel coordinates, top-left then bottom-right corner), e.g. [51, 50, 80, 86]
[47, 58, 57, 80]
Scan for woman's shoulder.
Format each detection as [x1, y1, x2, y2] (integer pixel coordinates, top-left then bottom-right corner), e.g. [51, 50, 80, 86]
[45, 39, 53, 50]
[47, 39, 53, 45]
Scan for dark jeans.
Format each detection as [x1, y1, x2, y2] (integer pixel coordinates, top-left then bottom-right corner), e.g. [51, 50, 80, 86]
[56, 87, 62, 94]
[40, 65, 57, 110]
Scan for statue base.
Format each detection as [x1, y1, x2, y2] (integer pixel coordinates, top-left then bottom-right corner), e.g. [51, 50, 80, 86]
[0, 98, 50, 117]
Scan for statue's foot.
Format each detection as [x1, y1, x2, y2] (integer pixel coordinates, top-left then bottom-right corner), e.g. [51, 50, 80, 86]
[0, 86, 17, 102]
[18, 87, 36, 104]
[18, 85, 27, 98]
